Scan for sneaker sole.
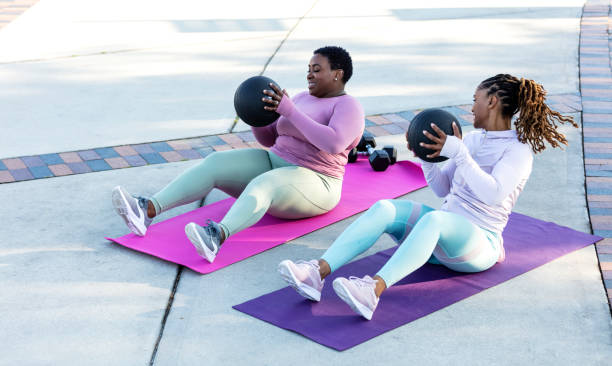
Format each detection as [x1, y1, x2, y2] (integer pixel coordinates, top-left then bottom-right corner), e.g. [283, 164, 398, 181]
[185, 223, 216, 263]
[112, 187, 146, 236]
[332, 280, 374, 320]
[277, 262, 321, 302]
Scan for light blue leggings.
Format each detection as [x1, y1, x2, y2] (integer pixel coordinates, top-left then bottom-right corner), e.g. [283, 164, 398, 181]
[321, 199, 501, 286]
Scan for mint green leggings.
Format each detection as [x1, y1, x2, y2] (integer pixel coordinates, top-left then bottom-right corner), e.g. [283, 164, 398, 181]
[321, 199, 501, 286]
[150, 149, 343, 238]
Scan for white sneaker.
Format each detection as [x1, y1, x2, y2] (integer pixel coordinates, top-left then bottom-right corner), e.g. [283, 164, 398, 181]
[112, 186, 152, 236]
[278, 259, 324, 301]
[332, 275, 379, 320]
[185, 220, 222, 263]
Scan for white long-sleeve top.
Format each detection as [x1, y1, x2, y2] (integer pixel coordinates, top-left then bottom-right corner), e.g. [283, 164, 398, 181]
[420, 129, 533, 261]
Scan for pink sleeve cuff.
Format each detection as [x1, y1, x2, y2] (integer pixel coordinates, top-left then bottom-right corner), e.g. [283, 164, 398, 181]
[276, 94, 294, 117]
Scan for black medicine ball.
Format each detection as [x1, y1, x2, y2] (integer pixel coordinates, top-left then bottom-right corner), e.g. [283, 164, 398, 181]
[234, 75, 281, 127]
[407, 108, 462, 163]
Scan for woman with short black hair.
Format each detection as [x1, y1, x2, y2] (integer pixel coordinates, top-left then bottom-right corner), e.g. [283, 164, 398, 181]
[112, 46, 364, 264]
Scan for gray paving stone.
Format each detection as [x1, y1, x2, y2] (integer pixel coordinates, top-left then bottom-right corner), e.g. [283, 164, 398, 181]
[0, 162, 202, 365]
[1, 1, 610, 365]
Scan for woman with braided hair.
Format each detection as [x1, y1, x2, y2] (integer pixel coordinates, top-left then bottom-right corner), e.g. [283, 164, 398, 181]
[278, 74, 578, 320]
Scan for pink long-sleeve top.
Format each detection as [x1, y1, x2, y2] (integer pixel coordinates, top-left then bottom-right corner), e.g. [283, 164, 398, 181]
[251, 91, 365, 178]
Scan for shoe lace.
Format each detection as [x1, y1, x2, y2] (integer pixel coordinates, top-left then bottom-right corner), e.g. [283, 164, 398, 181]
[136, 197, 148, 210]
[348, 276, 377, 289]
[295, 260, 320, 270]
[204, 219, 219, 237]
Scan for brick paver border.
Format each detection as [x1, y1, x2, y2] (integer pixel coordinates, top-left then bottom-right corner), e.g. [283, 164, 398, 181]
[0, 0, 38, 31]
[0, 98, 579, 183]
[581, 0, 612, 312]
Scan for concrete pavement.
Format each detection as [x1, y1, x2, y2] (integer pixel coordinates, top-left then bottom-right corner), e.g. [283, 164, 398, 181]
[1, 1, 610, 365]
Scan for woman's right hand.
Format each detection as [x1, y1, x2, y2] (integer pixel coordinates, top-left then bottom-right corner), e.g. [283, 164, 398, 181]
[262, 83, 289, 112]
[420, 122, 462, 160]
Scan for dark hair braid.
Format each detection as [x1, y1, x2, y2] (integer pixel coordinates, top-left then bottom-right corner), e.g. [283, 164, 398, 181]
[479, 74, 578, 153]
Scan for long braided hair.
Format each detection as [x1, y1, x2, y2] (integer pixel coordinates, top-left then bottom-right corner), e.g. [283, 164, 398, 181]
[478, 74, 578, 153]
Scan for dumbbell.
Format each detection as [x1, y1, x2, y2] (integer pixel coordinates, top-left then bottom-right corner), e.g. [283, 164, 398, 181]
[348, 134, 398, 171]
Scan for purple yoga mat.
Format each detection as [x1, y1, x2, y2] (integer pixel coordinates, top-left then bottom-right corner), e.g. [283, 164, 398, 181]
[107, 158, 427, 274]
[233, 212, 602, 351]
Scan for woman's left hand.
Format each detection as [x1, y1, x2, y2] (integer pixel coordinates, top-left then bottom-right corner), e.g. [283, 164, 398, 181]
[262, 83, 289, 112]
[420, 122, 462, 159]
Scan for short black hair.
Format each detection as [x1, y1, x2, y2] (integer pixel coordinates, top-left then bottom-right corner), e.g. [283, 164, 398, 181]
[313, 46, 353, 83]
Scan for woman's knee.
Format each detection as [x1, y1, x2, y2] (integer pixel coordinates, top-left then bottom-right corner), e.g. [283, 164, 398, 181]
[418, 210, 448, 227]
[204, 148, 270, 167]
[199, 149, 234, 168]
[368, 199, 397, 216]
[241, 177, 271, 200]
[245, 166, 313, 199]
[240, 170, 285, 206]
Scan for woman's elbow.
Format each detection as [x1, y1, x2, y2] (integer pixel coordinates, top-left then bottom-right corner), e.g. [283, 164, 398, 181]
[431, 187, 450, 198]
[258, 139, 275, 148]
[252, 133, 276, 147]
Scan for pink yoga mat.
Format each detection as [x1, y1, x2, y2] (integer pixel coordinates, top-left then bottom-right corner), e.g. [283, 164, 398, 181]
[107, 158, 427, 274]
